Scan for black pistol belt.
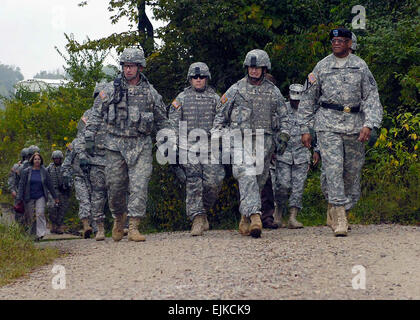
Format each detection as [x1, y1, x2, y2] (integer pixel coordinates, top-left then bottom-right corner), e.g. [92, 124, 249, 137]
[321, 102, 360, 113]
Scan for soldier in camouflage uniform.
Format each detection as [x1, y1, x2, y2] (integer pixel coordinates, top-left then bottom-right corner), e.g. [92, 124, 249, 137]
[8, 148, 28, 223]
[77, 91, 109, 241]
[169, 62, 225, 236]
[62, 138, 94, 238]
[46, 150, 71, 234]
[274, 84, 310, 229]
[84, 47, 172, 242]
[212, 49, 290, 238]
[299, 28, 382, 236]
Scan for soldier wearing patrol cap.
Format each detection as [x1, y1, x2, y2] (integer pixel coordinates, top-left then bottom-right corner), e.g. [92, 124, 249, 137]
[169, 62, 225, 236]
[273, 84, 311, 229]
[298, 27, 383, 236]
[84, 47, 172, 242]
[212, 49, 290, 238]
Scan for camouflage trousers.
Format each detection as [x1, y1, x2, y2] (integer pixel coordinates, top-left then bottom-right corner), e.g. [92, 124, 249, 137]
[317, 132, 365, 209]
[74, 175, 92, 220]
[232, 134, 274, 217]
[182, 163, 225, 220]
[274, 161, 309, 210]
[89, 165, 108, 222]
[47, 191, 71, 226]
[105, 140, 153, 218]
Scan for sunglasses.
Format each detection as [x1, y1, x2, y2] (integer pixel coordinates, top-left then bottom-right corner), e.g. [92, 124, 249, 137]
[192, 75, 207, 79]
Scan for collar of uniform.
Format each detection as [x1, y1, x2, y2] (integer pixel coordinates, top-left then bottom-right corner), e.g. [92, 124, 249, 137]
[329, 53, 360, 69]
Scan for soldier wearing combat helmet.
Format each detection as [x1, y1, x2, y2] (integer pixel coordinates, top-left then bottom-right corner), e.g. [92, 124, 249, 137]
[212, 49, 290, 238]
[169, 62, 225, 236]
[84, 46, 172, 242]
[299, 27, 382, 236]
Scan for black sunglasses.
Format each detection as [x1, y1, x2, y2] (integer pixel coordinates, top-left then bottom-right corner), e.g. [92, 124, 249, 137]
[192, 75, 207, 79]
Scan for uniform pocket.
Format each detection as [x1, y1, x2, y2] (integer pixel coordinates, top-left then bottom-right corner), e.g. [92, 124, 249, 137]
[138, 112, 154, 134]
[128, 105, 140, 127]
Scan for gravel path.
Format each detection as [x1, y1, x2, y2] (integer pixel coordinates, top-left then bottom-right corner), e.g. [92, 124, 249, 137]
[0, 224, 419, 300]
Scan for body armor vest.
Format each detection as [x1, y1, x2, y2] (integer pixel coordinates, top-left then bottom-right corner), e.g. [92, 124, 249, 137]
[107, 81, 154, 137]
[182, 88, 216, 133]
[48, 164, 63, 191]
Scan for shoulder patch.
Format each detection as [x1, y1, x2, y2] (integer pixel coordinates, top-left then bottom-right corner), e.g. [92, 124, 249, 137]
[172, 100, 181, 109]
[221, 94, 228, 104]
[99, 90, 106, 100]
[368, 75, 377, 87]
[308, 73, 317, 85]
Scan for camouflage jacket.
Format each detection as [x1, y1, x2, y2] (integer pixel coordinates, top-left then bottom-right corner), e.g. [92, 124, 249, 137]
[298, 53, 383, 135]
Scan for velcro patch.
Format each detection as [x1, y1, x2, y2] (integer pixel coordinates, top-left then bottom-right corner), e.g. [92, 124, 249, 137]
[172, 100, 181, 109]
[221, 94, 228, 104]
[308, 73, 317, 85]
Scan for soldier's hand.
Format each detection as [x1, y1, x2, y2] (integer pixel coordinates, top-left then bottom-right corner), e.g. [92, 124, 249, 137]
[358, 127, 372, 142]
[85, 140, 95, 156]
[11, 191, 17, 198]
[79, 158, 90, 173]
[277, 133, 289, 156]
[63, 175, 72, 188]
[302, 133, 312, 148]
[313, 151, 320, 166]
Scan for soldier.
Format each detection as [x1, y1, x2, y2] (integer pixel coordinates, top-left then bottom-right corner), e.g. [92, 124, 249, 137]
[77, 91, 109, 241]
[274, 84, 311, 229]
[169, 62, 225, 236]
[212, 49, 290, 238]
[62, 138, 94, 238]
[8, 148, 28, 223]
[46, 150, 71, 234]
[84, 47, 172, 242]
[299, 28, 382, 236]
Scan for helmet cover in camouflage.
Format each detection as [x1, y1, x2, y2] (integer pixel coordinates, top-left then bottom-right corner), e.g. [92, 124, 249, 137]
[187, 62, 211, 81]
[20, 148, 28, 159]
[243, 49, 271, 70]
[28, 145, 40, 155]
[351, 32, 358, 51]
[289, 84, 304, 100]
[51, 150, 64, 159]
[119, 47, 146, 67]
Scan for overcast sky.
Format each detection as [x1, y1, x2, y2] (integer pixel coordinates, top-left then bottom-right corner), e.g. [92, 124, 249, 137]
[0, 0, 162, 79]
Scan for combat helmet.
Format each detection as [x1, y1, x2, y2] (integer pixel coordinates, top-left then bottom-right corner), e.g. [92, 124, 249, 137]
[243, 49, 271, 70]
[187, 62, 211, 82]
[289, 84, 304, 101]
[20, 148, 29, 160]
[51, 150, 64, 159]
[119, 47, 146, 67]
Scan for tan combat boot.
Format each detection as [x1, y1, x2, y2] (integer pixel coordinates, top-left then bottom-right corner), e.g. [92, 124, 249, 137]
[128, 217, 146, 242]
[203, 214, 210, 231]
[346, 210, 352, 231]
[287, 207, 303, 229]
[274, 205, 287, 228]
[326, 203, 336, 230]
[191, 214, 205, 236]
[122, 213, 129, 236]
[250, 213, 263, 238]
[112, 214, 125, 241]
[334, 206, 348, 237]
[238, 215, 250, 236]
[81, 218, 93, 239]
[95, 221, 105, 241]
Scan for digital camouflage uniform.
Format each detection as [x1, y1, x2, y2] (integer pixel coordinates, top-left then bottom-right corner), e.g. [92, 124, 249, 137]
[84, 49, 172, 228]
[212, 49, 289, 237]
[275, 101, 311, 211]
[8, 149, 26, 223]
[169, 62, 225, 232]
[46, 151, 71, 229]
[298, 45, 382, 234]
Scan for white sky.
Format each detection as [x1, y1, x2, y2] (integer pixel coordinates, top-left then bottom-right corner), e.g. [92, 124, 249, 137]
[0, 0, 163, 79]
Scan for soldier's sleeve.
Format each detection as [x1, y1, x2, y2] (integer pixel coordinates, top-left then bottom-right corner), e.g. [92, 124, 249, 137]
[62, 145, 75, 178]
[150, 86, 174, 131]
[84, 95, 105, 143]
[298, 68, 321, 134]
[211, 86, 236, 132]
[360, 66, 383, 129]
[273, 88, 290, 136]
[7, 165, 18, 193]
[168, 92, 184, 134]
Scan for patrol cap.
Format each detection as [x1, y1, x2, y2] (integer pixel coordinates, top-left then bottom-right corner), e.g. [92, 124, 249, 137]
[330, 28, 352, 39]
[289, 84, 304, 100]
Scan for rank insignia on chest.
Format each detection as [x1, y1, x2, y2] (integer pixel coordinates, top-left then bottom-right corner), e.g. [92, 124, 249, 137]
[221, 94, 228, 104]
[308, 73, 317, 85]
[172, 100, 181, 109]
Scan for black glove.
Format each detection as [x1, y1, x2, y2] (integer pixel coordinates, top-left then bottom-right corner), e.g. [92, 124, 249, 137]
[367, 127, 379, 147]
[277, 133, 290, 156]
[79, 158, 90, 173]
[85, 139, 95, 156]
[63, 175, 72, 188]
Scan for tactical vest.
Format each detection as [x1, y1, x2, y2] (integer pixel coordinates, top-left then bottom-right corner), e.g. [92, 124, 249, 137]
[107, 82, 154, 137]
[237, 81, 274, 134]
[48, 164, 63, 191]
[181, 88, 216, 133]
